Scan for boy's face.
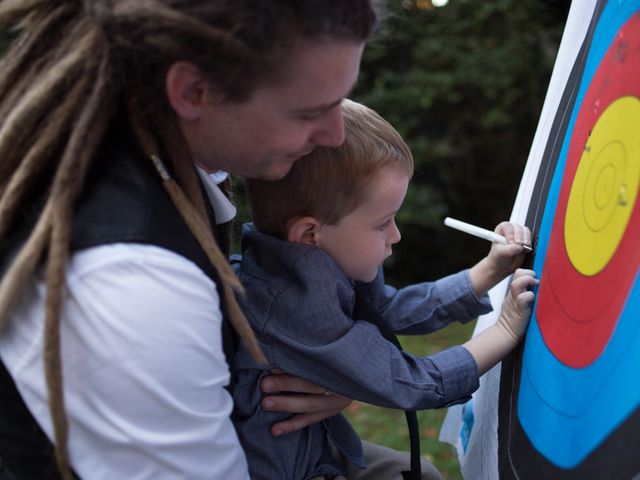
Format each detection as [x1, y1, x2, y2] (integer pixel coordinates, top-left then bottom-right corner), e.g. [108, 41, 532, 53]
[317, 169, 409, 283]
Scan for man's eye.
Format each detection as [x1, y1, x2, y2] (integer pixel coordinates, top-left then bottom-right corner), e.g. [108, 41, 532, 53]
[299, 112, 322, 121]
[377, 220, 391, 231]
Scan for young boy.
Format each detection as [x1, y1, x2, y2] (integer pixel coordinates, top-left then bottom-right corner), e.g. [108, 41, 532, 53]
[232, 100, 537, 480]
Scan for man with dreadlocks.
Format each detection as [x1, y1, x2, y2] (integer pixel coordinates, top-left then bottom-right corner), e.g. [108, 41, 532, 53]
[0, 1, 378, 479]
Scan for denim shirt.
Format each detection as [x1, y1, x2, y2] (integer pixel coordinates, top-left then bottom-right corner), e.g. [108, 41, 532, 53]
[232, 224, 492, 480]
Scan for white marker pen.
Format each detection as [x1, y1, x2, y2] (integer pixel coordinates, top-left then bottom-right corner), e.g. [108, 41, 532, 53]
[444, 217, 532, 251]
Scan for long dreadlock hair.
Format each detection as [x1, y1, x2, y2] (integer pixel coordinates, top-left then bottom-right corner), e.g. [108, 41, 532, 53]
[0, 1, 377, 477]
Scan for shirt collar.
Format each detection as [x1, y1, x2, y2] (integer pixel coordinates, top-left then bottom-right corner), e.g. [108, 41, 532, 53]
[195, 166, 237, 225]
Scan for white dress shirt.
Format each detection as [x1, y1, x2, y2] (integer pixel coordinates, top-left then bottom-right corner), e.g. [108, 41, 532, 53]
[0, 171, 250, 479]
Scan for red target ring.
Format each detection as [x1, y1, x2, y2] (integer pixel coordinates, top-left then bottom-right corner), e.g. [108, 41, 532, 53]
[536, 15, 640, 368]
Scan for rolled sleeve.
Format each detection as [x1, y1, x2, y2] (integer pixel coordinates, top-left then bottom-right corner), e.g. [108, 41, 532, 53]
[433, 270, 492, 323]
[424, 345, 479, 407]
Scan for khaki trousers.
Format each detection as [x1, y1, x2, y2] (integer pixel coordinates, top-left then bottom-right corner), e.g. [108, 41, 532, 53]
[312, 440, 443, 480]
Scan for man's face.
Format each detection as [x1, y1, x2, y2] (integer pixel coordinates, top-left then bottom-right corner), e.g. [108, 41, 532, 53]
[183, 40, 365, 179]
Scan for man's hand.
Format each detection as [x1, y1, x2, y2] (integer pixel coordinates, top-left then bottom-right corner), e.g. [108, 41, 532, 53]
[260, 370, 352, 437]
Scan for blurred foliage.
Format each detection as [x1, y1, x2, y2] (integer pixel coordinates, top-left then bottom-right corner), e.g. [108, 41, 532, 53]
[351, 0, 569, 284]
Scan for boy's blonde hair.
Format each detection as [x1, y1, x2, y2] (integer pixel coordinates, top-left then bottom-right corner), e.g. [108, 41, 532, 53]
[247, 99, 413, 239]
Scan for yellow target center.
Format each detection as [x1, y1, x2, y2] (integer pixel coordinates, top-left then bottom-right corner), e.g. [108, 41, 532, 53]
[593, 163, 616, 210]
[564, 96, 640, 276]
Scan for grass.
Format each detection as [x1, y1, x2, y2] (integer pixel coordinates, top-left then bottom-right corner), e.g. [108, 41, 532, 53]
[343, 320, 477, 480]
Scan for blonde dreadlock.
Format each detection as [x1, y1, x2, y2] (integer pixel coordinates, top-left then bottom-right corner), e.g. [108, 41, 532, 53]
[0, 0, 376, 477]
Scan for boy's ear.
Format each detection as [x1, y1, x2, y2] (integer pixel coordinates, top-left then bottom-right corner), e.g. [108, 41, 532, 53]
[286, 216, 322, 246]
[165, 61, 217, 121]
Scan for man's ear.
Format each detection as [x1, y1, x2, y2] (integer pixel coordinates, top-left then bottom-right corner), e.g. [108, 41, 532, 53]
[165, 61, 215, 121]
[286, 216, 322, 246]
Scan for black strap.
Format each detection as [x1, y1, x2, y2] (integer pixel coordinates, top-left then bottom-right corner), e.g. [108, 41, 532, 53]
[353, 284, 422, 480]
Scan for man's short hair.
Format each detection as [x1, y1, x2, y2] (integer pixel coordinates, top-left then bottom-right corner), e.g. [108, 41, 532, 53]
[247, 99, 413, 239]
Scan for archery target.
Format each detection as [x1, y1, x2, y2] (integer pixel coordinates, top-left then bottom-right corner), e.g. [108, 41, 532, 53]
[516, 3, 640, 470]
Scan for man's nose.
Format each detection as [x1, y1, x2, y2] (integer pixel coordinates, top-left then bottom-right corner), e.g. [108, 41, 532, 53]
[309, 105, 345, 147]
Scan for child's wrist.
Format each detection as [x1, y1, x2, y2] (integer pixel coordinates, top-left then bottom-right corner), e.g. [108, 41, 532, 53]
[495, 317, 521, 345]
[464, 324, 519, 375]
[480, 256, 510, 285]
[470, 258, 503, 297]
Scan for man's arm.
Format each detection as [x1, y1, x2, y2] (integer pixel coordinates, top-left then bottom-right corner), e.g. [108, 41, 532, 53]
[55, 245, 248, 479]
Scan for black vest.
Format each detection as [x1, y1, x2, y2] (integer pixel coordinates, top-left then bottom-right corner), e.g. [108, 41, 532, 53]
[0, 124, 233, 479]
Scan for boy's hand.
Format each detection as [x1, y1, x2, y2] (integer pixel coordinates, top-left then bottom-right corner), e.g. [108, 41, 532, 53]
[496, 268, 538, 343]
[463, 268, 538, 375]
[469, 222, 532, 296]
[487, 222, 532, 276]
